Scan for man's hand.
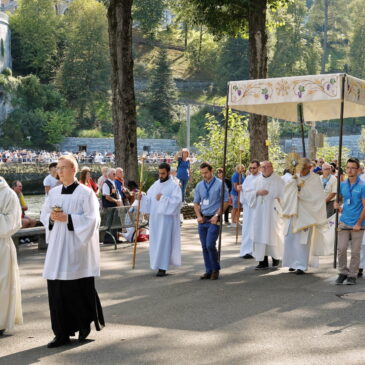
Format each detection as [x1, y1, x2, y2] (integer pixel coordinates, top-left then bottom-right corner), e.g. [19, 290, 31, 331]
[197, 216, 204, 224]
[51, 211, 68, 222]
[334, 202, 342, 212]
[353, 223, 362, 232]
[156, 193, 162, 201]
[237, 184, 243, 191]
[116, 200, 122, 207]
[256, 190, 269, 196]
[210, 215, 218, 225]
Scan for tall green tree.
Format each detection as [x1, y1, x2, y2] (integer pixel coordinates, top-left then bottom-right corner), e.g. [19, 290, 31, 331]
[185, 0, 290, 161]
[56, 0, 111, 129]
[133, 0, 165, 36]
[307, 0, 351, 73]
[142, 48, 178, 136]
[270, 0, 321, 77]
[0, 75, 75, 149]
[349, 0, 365, 79]
[10, 0, 61, 81]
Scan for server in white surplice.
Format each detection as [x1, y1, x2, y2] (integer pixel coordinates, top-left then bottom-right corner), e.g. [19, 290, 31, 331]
[41, 155, 104, 348]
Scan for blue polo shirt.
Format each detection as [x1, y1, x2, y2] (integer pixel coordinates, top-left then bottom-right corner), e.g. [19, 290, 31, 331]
[340, 177, 365, 226]
[194, 177, 229, 216]
[231, 172, 245, 196]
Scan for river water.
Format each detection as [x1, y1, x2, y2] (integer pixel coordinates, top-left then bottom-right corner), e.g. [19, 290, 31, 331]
[25, 194, 44, 219]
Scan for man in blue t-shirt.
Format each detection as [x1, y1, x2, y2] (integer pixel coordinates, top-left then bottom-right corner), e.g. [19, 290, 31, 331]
[230, 164, 245, 227]
[335, 158, 365, 285]
[194, 162, 229, 280]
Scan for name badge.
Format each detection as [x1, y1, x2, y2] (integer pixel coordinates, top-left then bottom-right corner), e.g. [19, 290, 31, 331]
[203, 199, 209, 206]
[347, 198, 351, 205]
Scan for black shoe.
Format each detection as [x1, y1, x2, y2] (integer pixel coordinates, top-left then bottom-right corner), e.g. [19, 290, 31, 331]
[0, 329, 5, 336]
[288, 268, 295, 272]
[296, 269, 305, 275]
[335, 274, 348, 285]
[79, 326, 91, 341]
[242, 254, 254, 259]
[255, 262, 269, 270]
[47, 336, 70, 348]
[358, 268, 363, 278]
[156, 269, 166, 277]
[200, 272, 211, 280]
[272, 258, 280, 267]
[346, 277, 356, 285]
[211, 271, 220, 280]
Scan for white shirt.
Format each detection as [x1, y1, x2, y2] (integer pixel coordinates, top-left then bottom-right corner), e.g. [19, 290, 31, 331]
[43, 175, 59, 191]
[102, 178, 116, 196]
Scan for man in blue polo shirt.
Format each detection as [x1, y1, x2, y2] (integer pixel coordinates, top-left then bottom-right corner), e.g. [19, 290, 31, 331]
[194, 162, 229, 280]
[335, 158, 365, 285]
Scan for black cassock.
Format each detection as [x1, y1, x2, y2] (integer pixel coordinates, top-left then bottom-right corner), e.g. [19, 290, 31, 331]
[47, 182, 105, 337]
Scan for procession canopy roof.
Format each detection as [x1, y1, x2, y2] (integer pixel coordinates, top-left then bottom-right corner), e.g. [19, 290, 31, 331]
[228, 74, 365, 122]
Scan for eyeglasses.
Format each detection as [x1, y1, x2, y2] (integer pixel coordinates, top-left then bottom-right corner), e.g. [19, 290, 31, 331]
[346, 167, 358, 170]
[249, 167, 258, 170]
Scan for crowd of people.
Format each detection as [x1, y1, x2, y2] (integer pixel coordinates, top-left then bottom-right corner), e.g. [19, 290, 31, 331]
[2, 150, 365, 349]
[0, 149, 198, 165]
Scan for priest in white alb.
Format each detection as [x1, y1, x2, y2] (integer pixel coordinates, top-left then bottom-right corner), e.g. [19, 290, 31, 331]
[40, 155, 104, 348]
[245, 161, 284, 269]
[140, 162, 182, 277]
[0, 176, 22, 336]
[282, 158, 327, 275]
[238, 159, 261, 259]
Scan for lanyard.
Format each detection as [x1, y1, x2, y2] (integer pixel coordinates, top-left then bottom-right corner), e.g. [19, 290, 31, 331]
[203, 177, 216, 199]
[347, 176, 360, 199]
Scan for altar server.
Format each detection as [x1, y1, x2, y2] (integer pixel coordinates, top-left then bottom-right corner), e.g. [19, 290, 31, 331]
[0, 176, 22, 335]
[140, 162, 182, 277]
[40, 155, 104, 348]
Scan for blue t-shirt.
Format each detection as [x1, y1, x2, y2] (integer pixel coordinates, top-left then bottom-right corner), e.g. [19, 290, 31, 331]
[193, 177, 229, 216]
[177, 157, 190, 181]
[230, 172, 245, 196]
[340, 177, 365, 226]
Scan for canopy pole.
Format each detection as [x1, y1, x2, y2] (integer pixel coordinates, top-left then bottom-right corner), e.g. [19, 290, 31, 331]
[334, 74, 347, 269]
[298, 103, 306, 157]
[218, 85, 230, 261]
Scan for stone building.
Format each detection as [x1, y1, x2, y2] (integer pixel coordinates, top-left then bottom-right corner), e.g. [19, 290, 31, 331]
[1, 0, 72, 14]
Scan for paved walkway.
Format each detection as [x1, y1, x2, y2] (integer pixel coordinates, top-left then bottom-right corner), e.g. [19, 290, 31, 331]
[1, 220, 365, 365]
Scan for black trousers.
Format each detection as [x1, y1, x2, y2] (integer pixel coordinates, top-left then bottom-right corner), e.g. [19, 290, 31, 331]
[47, 277, 105, 337]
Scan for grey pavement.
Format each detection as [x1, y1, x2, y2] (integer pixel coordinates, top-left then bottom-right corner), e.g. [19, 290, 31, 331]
[1, 220, 365, 365]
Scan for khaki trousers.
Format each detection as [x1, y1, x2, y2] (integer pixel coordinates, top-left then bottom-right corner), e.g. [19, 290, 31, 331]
[338, 224, 364, 278]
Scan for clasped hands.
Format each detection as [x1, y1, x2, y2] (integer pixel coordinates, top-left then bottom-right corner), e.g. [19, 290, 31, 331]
[50, 211, 68, 223]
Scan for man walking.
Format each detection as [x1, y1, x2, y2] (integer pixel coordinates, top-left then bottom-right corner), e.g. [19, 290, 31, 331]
[0, 176, 22, 335]
[282, 158, 327, 275]
[320, 163, 337, 218]
[335, 158, 365, 285]
[247, 161, 284, 269]
[238, 160, 261, 259]
[140, 163, 182, 277]
[40, 155, 104, 348]
[194, 162, 229, 280]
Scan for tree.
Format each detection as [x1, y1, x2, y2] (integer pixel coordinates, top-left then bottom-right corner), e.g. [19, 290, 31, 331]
[307, 0, 351, 73]
[133, 0, 166, 36]
[349, 0, 365, 79]
[10, 0, 61, 81]
[185, 0, 289, 161]
[56, 0, 111, 129]
[143, 48, 178, 135]
[0, 75, 75, 149]
[269, 0, 322, 77]
[106, 0, 138, 182]
[215, 37, 249, 93]
[194, 110, 250, 176]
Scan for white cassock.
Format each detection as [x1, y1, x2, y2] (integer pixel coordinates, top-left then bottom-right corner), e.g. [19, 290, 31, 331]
[240, 173, 261, 256]
[141, 176, 182, 271]
[282, 173, 327, 270]
[41, 183, 101, 280]
[0, 177, 23, 331]
[282, 172, 293, 184]
[247, 173, 284, 261]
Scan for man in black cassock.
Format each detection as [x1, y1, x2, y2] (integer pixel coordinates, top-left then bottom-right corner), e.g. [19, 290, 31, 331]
[40, 155, 104, 348]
